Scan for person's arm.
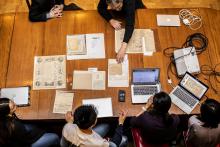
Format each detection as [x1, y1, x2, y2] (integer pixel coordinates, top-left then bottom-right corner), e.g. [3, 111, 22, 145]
[130, 112, 146, 128]
[29, 0, 48, 22]
[97, 0, 113, 22]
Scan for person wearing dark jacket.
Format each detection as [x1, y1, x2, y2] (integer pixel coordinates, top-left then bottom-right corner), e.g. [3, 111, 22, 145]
[0, 98, 59, 147]
[29, 0, 81, 22]
[130, 92, 180, 144]
[97, 0, 145, 63]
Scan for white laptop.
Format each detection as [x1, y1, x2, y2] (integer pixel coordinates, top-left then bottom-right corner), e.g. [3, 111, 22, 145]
[131, 68, 161, 104]
[170, 72, 208, 114]
[157, 14, 180, 26]
[174, 47, 200, 76]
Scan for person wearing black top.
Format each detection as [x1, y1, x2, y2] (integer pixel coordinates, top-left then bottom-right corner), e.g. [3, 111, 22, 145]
[0, 98, 59, 147]
[29, 0, 82, 22]
[97, 0, 145, 63]
[130, 92, 180, 144]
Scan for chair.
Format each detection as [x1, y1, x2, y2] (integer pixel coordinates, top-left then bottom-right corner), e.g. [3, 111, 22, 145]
[26, 0, 31, 10]
[131, 128, 169, 147]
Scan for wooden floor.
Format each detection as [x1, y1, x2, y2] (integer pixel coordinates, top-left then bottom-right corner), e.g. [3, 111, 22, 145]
[0, 0, 220, 14]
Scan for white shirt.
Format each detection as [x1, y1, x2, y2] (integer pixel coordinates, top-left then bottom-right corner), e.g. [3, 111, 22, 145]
[62, 123, 109, 147]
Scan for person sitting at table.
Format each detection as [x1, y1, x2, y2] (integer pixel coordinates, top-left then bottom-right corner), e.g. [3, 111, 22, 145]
[0, 97, 60, 147]
[186, 99, 220, 147]
[130, 91, 180, 144]
[29, 0, 82, 22]
[97, 0, 145, 63]
[61, 105, 128, 147]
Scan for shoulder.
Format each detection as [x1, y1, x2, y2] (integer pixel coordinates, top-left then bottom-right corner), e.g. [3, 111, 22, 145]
[62, 123, 78, 137]
[188, 115, 203, 126]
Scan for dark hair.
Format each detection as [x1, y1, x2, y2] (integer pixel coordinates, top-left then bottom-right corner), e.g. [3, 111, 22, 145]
[74, 105, 98, 129]
[0, 98, 15, 145]
[149, 92, 173, 126]
[200, 99, 220, 128]
[106, 0, 123, 4]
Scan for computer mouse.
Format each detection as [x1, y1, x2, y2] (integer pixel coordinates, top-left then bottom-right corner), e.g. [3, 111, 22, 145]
[118, 90, 125, 102]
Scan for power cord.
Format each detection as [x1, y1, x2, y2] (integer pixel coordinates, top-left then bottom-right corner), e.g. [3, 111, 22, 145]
[163, 33, 208, 86]
[179, 9, 203, 30]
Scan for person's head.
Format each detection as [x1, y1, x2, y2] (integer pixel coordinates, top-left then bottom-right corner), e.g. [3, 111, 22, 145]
[74, 105, 98, 129]
[0, 98, 16, 119]
[200, 99, 220, 128]
[106, 0, 123, 11]
[152, 92, 171, 114]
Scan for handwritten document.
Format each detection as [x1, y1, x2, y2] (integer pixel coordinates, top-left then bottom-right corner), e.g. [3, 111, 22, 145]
[33, 55, 66, 90]
[53, 90, 74, 114]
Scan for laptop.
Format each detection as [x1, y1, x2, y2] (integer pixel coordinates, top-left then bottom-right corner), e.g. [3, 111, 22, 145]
[131, 68, 161, 104]
[170, 72, 208, 114]
[174, 47, 200, 76]
[156, 14, 181, 26]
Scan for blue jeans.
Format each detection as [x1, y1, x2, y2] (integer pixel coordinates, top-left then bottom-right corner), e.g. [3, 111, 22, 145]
[32, 133, 60, 147]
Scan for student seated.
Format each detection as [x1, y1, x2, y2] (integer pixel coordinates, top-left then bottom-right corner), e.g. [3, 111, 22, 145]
[61, 105, 128, 147]
[0, 98, 59, 147]
[130, 92, 180, 144]
[186, 99, 220, 147]
[97, 0, 145, 63]
[29, 0, 81, 22]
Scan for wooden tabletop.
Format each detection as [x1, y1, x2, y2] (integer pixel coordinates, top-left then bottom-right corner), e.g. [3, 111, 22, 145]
[0, 9, 219, 119]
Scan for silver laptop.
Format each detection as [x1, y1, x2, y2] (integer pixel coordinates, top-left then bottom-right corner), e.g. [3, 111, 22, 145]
[131, 68, 161, 104]
[157, 14, 180, 26]
[170, 72, 208, 114]
[174, 47, 200, 76]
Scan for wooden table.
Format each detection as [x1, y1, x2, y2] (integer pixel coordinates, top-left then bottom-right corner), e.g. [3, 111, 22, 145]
[0, 9, 219, 120]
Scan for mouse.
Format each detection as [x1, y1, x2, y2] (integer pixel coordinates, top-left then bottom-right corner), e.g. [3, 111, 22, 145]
[118, 90, 125, 102]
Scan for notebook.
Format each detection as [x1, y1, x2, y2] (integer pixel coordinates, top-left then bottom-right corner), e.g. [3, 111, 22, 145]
[131, 68, 161, 104]
[169, 72, 208, 114]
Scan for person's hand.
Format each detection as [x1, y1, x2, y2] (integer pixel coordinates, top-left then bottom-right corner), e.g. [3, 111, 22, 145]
[65, 111, 74, 123]
[109, 19, 122, 30]
[49, 5, 63, 18]
[116, 42, 127, 63]
[118, 109, 128, 125]
[145, 96, 153, 110]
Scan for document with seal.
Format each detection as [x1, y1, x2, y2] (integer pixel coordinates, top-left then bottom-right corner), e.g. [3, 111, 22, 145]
[72, 70, 105, 90]
[33, 55, 66, 90]
[108, 57, 129, 87]
[53, 90, 74, 114]
[82, 98, 113, 118]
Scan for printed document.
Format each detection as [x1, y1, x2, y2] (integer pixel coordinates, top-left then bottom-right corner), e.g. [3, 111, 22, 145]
[53, 90, 74, 114]
[115, 29, 156, 54]
[33, 55, 66, 90]
[72, 70, 105, 90]
[67, 33, 105, 60]
[0, 87, 29, 106]
[108, 58, 129, 87]
[82, 98, 113, 117]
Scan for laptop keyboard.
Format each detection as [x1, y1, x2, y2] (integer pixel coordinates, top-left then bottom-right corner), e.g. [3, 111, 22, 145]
[173, 87, 197, 108]
[133, 86, 158, 95]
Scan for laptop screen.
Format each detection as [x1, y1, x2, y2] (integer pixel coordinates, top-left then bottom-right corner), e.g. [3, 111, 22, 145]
[133, 68, 159, 84]
[180, 72, 208, 99]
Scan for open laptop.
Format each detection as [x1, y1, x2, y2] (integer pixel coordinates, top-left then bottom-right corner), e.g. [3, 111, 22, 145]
[170, 72, 208, 114]
[157, 14, 181, 26]
[131, 68, 161, 104]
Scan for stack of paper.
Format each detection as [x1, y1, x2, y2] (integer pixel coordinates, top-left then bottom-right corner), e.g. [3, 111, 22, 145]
[82, 98, 113, 118]
[67, 33, 105, 60]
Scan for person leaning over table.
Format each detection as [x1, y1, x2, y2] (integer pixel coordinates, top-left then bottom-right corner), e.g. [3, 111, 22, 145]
[97, 0, 145, 63]
[0, 97, 60, 147]
[186, 99, 220, 147]
[29, 0, 82, 22]
[61, 105, 128, 147]
[130, 92, 180, 144]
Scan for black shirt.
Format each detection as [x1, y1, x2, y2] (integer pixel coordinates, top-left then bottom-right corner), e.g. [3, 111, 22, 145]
[29, 0, 64, 22]
[97, 0, 145, 43]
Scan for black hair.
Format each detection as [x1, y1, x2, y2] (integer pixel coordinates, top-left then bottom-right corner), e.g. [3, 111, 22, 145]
[149, 92, 173, 126]
[74, 105, 98, 129]
[0, 98, 15, 145]
[200, 99, 220, 128]
[106, 0, 123, 4]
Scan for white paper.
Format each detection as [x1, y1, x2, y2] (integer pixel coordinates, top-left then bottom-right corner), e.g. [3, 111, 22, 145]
[53, 90, 74, 114]
[33, 55, 66, 90]
[67, 33, 105, 60]
[82, 98, 113, 118]
[0, 87, 29, 105]
[108, 58, 129, 87]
